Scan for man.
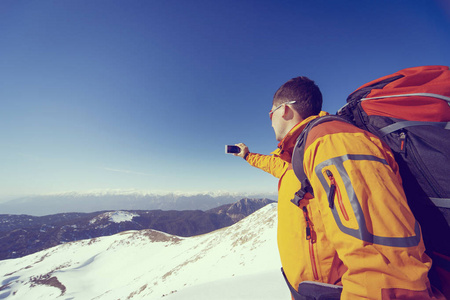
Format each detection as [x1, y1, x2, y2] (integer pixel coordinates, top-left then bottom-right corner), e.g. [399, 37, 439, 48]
[234, 77, 441, 299]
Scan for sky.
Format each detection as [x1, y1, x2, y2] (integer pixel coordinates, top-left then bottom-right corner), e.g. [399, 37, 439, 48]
[0, 0, 449, 200]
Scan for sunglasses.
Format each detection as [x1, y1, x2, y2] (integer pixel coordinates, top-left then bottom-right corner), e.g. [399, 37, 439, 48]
[269, 101, 296, 120]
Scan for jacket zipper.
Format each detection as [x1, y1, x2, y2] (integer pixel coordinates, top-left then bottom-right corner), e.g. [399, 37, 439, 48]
[325, 170, 349, 221]
[399, 131, 406, 153]
[302, 206, 319, 280]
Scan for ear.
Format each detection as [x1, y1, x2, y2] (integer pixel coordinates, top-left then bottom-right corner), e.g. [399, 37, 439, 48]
[281, 104, 293, 119]
[284, 105, 303, 123]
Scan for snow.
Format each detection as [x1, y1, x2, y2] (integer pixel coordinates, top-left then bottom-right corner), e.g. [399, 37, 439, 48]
[108, 211, 138, 223]
[89, 211, 139, 224]
[0, 204, 290, 299]
[163, 270, 289, 300]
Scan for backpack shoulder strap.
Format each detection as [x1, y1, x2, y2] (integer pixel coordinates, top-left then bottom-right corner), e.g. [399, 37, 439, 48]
[291, 115, 352, 206]
[378, 120, 450, 136]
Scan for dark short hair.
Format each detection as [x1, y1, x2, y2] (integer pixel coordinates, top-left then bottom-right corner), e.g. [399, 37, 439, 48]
[273, 76, 323, 119]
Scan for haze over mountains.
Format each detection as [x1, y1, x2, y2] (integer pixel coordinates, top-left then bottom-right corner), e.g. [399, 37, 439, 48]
[0, 203, 290, 300]
[0, 191, 277, 216]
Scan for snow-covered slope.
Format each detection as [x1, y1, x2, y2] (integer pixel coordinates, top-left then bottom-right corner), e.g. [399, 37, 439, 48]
[0, 204, 290, 299]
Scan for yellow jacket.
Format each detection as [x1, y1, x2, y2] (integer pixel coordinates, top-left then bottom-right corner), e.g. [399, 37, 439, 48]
[246, 111, 440, 299]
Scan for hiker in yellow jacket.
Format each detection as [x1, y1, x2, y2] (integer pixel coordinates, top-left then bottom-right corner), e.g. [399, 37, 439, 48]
[233, 76, 442, 299]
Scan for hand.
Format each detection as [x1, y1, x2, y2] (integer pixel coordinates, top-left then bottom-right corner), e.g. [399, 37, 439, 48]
[234, 143, 249, 158]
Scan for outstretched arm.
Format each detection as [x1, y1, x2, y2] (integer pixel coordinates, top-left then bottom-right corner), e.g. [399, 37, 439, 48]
[233, 143, 287, 179]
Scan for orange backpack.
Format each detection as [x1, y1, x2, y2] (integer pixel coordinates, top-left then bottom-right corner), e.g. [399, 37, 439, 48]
[292, 65, 450, 296]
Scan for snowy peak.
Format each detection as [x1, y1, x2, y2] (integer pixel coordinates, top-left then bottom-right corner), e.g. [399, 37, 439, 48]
[89, 211, 139, 224]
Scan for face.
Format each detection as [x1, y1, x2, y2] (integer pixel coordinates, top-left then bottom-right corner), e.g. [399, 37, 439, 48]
[270, 104, 286, 142]
[269, 100, 298, 141]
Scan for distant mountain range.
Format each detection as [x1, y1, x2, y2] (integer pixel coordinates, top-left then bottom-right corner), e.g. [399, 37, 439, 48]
[0, 198, 275, 260]
[0, 203, 290, 300]
[0, 191, 277, 216]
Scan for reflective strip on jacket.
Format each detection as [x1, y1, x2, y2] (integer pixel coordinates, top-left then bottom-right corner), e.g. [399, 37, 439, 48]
[246, 111, 441, 299]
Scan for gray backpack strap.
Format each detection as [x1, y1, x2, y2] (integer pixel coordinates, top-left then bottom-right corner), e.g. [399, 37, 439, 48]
[378, 120, 450, 136]
[291, 120, 315, 206]
[291, 115, 352, 206]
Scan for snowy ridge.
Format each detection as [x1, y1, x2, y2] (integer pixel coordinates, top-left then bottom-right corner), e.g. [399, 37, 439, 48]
[89, 211, 139, 224]
[0, 204, 289, 299]
[25, 190, 277, 200]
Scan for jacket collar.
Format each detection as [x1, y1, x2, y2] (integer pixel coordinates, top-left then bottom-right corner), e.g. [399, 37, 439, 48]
[273, 111, 329, 162]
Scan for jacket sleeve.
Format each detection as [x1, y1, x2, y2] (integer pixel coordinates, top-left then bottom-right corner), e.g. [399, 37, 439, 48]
[245, 152, 288, 179]
[304, 123, 435, 299]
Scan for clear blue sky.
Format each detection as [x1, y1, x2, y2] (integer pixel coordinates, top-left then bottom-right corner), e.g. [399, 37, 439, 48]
[0, 0, 449, 199]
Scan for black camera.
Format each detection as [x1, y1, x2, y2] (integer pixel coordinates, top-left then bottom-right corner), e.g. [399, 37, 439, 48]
[225, 145, 241, 154]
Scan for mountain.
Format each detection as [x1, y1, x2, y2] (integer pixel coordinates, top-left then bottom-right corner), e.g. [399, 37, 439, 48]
[0, 192, 277, 216]
[0, 198, 275, 260]
[0, 203, 290, 300]
[207, 197, 276, 222]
